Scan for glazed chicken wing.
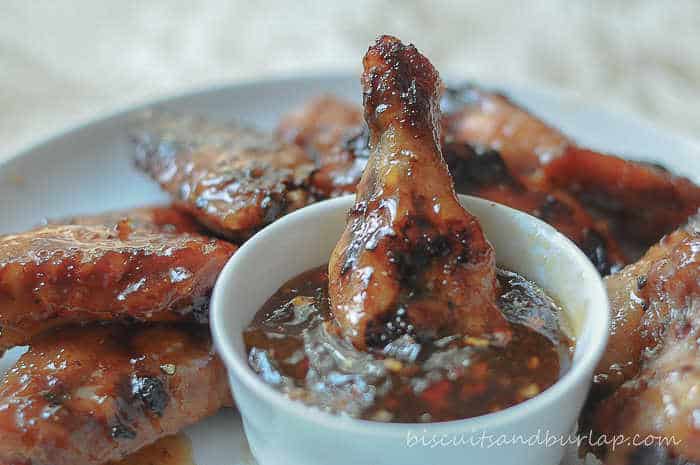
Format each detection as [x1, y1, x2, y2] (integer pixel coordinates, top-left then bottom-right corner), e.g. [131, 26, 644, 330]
[443, 143, 626, 274]
[277, 96, 369, 197]
[443, 84, 700, 249]
[585, 215, 700, 464]
[328, 36, 511, 350]
[0, 324, 232, 465]
[131, 110, 314, 241]
[545, 147, 700, 246]
[0, 223, 236, 352]
[442, 84, 568, 177]
[591, 214, 700, 398]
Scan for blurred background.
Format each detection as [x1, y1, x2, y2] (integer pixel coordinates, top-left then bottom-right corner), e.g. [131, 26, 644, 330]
[2, 0, 699, 159]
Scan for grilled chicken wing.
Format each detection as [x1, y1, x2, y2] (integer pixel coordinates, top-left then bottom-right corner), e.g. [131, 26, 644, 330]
[328, 36, 511, 350]
[591, 214, 700, 398]
[442, 84, 568, 177]
[585, 215, 700, 464]
[0, 224, 236, 352]
[444, 84, 700, 249]
[443, 143, 626, 274]
[131, 110, 314, 241]
[46, 205, 204, 235]
[545, 147, 700, 246]
[0, 324, 232, 465]
[277, 96, 369, 197]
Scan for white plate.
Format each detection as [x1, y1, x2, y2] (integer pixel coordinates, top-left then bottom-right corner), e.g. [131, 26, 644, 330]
[1, 75, 699, 465]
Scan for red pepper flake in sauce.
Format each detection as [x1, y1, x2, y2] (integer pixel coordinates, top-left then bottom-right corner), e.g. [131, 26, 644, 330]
[243, 265, 573, 423]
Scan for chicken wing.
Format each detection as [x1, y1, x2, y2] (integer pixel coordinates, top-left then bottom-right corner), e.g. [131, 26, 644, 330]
[0, 324, 232, 465]
[46, 205, 204, 235]
[0, 224, 236, 352]
[585, 215, 700, 464]
[545, 147, 700, 246]
[443, 142, 626, 274]
[277, 96, 369, 197]
[442, 84, 568, 177]
[328, 36, 511, 350]
[131, 110, 314, 241]
[591, 214, 700, 398]
[443, 84, 700, 249]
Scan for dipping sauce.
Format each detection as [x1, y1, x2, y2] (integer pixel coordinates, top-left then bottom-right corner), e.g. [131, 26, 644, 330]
[244, 265, 573, 423]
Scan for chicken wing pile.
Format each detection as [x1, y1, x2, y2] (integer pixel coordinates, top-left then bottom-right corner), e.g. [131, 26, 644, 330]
[2, 33, 699, 465]
[0, 209, 236, 465]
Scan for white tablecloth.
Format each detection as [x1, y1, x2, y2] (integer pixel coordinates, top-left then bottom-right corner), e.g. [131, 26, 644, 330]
[2, 0, 698, 159]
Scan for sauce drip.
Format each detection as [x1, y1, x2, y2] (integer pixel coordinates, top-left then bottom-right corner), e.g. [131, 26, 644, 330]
[244, 265, 573, 423]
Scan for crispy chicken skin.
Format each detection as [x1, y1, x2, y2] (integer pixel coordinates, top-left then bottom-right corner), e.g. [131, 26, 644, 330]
[131, 110, 314, 241]
[0, 324, 232, 465]
[0, 224, 236, 352]
[545, 147, 700, 245]
[442, 84, 568, 177]
[328, 36, 511, 350]
[586, 215, 700, 464]
[46, 205, 204, 235]
[443, 143, 626, 274]
[277, 96, 369, 198]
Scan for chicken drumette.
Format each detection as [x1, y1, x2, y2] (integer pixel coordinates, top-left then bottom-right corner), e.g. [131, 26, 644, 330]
[0, 324, 231, 465]
[328, 36, 511, 351]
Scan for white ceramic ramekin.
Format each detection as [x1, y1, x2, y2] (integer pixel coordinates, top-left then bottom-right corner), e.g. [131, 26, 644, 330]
[211, 195, 609, 465]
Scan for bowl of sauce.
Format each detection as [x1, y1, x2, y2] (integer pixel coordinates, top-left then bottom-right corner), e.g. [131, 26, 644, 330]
[211, 195, 609, 465]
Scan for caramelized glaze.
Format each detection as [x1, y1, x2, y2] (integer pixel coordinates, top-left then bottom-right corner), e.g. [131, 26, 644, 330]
[0, 324, 231, 465]
[328, 36, 511, 350]
[442, 84, 568, 177]
[0, 224, 236, 351]
[131, 111, 315, 241]
[545, 146, 700, 246]
[277, 95, 369, 198]
[585, 215, 700, 463]
[443, 143, 627, 274]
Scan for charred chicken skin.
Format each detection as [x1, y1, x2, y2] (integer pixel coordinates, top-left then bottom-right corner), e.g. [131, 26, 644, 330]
[0, 223, 236, 352]
[443, 143, 626, 275]
[442, 84, 569, 177]
[443, 84, 700, 249]
[0, 324, 231, 465]
[328, 36, 511, 351]
[545, 147, 700, 246]
[587, 215, 700, 464]
[131, 110, 314, 241]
